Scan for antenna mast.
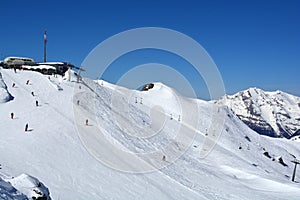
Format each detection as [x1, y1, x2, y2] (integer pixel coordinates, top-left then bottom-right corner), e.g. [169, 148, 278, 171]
[44, 31, 47, 62]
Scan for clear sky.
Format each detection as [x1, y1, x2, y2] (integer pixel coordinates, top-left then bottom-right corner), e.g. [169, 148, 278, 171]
[0, 0, 299, 99]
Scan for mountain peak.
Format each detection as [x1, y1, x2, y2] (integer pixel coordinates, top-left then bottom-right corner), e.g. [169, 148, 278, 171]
[218, 87, 300, 138]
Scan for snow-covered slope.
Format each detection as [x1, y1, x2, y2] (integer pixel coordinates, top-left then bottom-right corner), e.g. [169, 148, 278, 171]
[216, 87, 300, 138]
[0, 173, 51, 200]
[0, 68, 300, 199]
[0, 176, 27, 200]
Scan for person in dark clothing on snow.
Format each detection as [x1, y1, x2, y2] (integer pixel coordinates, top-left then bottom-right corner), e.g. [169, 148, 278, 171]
[31, 92, 34, 96]
[12, 83, 15, 87]
[85, 119, 89, 126]
[10, 113, 14, 119]
[25, 123, 28, 132]
[26, 80, 29, 85]
[35, 100, 39, 107]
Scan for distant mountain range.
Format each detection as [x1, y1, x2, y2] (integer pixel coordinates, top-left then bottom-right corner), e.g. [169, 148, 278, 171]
[215, 87, 300, 139]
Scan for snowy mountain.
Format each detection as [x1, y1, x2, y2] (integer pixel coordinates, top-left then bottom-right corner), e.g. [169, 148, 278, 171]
[1, 68, 300, 199]
[0, 173, 51, 200]
[215, 87, 300, 139]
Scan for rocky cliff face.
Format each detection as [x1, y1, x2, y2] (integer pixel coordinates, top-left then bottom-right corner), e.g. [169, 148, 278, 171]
[216, 88, 300, 139]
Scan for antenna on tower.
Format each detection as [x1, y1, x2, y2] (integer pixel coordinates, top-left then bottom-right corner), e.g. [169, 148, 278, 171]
[44, 30, 47, 62]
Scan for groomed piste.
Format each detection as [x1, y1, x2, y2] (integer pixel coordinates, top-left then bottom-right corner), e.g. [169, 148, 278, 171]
[0, 68, 300, 199]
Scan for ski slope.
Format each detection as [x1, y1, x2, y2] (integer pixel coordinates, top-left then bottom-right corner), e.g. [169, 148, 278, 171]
[0, 68, 300, 199]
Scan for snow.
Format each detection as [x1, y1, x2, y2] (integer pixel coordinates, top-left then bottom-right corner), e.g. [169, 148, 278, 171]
[3, 57, 34, 63]
[216, 87, 300, 138]
[0, 71, 13, 103]
[22, 65, 56, 70]
[36, 62, 65, 65]
[0, 176, 27, 200]
[0, 68, 300, 199]
[0, 173, 51, 200]
[220, 165, 300, 192]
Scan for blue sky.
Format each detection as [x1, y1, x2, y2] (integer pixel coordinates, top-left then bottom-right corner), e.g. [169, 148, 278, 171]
[0, 0, 299, 99]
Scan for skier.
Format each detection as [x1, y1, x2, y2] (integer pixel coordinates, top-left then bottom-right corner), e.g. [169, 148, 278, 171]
[25, 123, 28, 132]
[26, 80, 30, 85]
[35, 100, 39, 107]
[13, 66, 17, 73]
[85, 119, 89, 126]
[77, 100, 80, 105]
[162, 155, 166, 161]
[12, 83, 15, 88]
[31, 91, 34, 96]
[10, 112, 14, 119]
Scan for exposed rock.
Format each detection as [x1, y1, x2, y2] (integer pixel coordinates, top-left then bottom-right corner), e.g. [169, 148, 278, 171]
[215, 88, 300, 139]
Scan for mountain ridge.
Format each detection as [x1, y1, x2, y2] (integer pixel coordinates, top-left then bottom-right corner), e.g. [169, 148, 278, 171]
[215, 87, 300, 139]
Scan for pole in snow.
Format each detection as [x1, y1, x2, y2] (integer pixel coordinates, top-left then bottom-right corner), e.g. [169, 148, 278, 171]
[291, 159, 300, 182]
